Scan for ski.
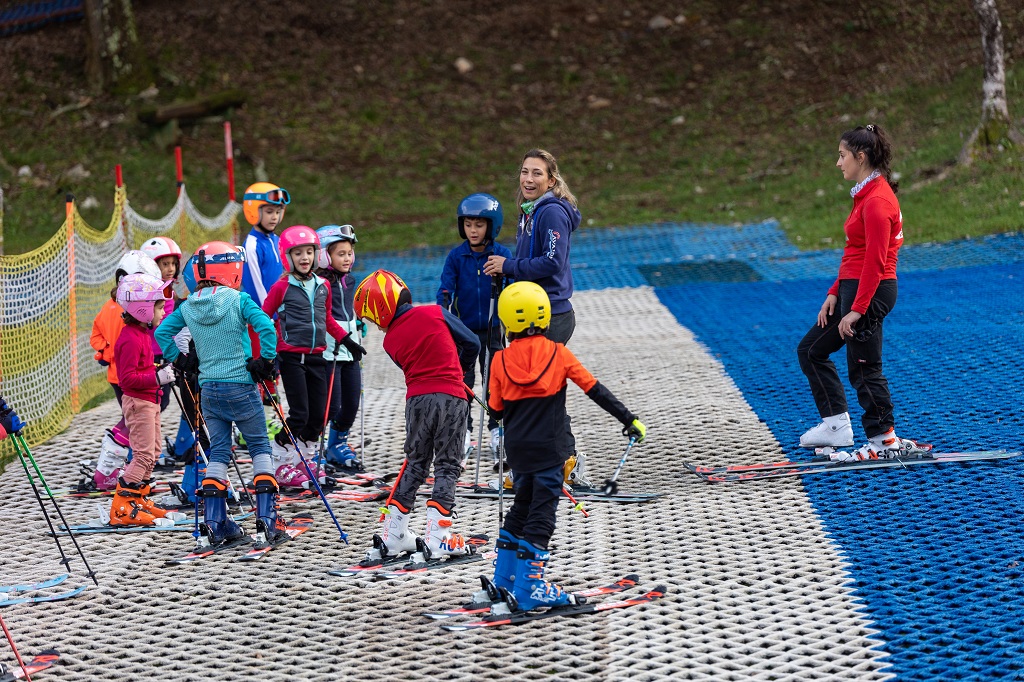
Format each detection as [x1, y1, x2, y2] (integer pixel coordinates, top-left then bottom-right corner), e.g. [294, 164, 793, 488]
[423, 574, 640, 620]
[0, 574, 68, 594]
[0, 649, 60, 681]
[165, 534, 257, 565]
[327, 535, 491, 577]
[235, 516, 314, 562]
[61, 511, 253, 535]
[374, 551, 495, 580]
[688, 450, 1021, 482]
[440, 585, 668, 631]
[0, 586, 88, 607]
[438, 484, 661, 504]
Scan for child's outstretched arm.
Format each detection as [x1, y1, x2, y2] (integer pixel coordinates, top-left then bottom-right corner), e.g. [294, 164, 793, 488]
[241, 292, 278, 361]
[562, 347, 646, 441]
[324, 292, 366, 360]
[154, 307, 187, 361]
[441, 309, 481, 374]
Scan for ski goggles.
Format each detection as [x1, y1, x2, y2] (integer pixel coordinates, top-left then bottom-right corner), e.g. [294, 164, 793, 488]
[243, 188, 291, 206]
[320, 224, 358, 243]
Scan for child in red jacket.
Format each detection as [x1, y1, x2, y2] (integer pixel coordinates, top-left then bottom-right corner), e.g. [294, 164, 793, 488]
[354, 269, 481, 563]
[109, 273, 181, 527]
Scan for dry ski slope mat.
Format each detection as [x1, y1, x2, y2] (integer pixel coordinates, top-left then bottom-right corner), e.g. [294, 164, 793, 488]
[0, 285, 891, 680]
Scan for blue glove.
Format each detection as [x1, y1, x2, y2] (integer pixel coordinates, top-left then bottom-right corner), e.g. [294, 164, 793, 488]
[0, 408, 26, 437]
[356, 319, 368, 339]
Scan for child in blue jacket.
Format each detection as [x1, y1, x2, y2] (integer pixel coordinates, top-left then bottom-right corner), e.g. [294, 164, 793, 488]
[437, 193, 512, 467]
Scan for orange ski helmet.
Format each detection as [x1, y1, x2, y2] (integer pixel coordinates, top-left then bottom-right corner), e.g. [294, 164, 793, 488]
[354, 269, 409, 328]
[192, 241, 245, 289]
[242, 182, 291, 226]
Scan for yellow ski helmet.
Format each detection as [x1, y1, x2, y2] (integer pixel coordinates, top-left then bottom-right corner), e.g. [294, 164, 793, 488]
[497, 281, 550, 335]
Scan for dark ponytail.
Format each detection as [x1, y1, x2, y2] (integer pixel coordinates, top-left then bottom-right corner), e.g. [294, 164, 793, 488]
[840, 124, 898, 195]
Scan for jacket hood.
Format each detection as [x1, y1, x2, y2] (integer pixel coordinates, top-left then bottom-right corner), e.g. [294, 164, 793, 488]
[187, 286, 239, 327]
[534, 193, 581, 233]
[501, 335, 559, 386]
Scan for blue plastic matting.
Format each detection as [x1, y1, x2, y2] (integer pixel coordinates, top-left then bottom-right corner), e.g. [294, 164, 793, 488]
[657, 263, 1024, 681]
[364, 220, 1024, 302]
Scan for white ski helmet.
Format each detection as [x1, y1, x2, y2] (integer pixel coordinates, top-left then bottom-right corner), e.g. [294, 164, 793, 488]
[114, 250, 161, 283]
[139, 237, 183, 277]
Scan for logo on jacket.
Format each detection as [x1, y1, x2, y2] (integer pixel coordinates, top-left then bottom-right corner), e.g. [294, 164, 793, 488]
[546, 231, 560, 258]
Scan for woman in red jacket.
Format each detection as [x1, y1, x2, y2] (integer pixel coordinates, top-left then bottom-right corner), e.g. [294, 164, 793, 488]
[796, 124, 925, 462]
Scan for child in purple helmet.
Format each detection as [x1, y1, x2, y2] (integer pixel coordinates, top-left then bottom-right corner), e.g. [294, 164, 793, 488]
[437, 193, 513, 469]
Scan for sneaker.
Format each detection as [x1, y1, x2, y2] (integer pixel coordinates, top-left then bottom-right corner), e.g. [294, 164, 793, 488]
[800, 413, 854, 448]
[275, 463, 312, 489]
[829, 430, 929, 462]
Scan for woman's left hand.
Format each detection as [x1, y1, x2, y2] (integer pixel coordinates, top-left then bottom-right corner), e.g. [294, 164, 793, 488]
[483, 255, 505, 277]
[837, 311, 862, 339]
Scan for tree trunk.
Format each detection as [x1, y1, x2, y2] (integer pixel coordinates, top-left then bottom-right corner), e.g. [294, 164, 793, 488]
[83, 0, 150, 95]
[960, 0, 1023, 164]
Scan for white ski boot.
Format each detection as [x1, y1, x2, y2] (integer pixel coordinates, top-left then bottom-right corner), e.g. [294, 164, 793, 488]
[563, 452, 593, 488]
[799, 412, 854, 448]
[364, 502, 418, 563]
[421, 500, 471, 560]
[830, 429, 931, 462]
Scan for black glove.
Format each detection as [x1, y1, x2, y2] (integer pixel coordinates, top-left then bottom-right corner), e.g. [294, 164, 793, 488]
[340, 334, 367, 362]
[246, 357, 277, 383]
[173, 352, 199, 379]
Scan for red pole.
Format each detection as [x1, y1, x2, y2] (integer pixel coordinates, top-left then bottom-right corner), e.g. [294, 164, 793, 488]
[0, 612, 32, 681]
[115, 164, 123, 188]
[224, 121, 235, 202]
[175, 146, 184, 195]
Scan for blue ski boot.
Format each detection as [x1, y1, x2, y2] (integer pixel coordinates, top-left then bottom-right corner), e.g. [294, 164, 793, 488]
[199, 478, 243, 546]
[507, 539, 583, 612]
[178, 461, 207, 504]
[475, 529, 520, 608]
[253, 473, 290, 547]
[326, 428, 362, 472]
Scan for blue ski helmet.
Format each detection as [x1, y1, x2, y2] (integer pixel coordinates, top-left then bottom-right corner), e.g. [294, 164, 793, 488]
[316, 225, 357, 269]
[182, 255, 198, 293]
[457, 193, 503, 241]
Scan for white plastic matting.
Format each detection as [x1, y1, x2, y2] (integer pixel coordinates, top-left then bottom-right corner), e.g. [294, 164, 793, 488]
[0, 287, 892, 680]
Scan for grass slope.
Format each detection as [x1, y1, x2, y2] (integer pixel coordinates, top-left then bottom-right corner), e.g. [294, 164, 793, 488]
[0, 0, 1022, 254]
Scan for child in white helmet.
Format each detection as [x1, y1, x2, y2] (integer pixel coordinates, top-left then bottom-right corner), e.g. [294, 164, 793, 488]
[315, 224, 365, 473]
[262, 226, 366, 487]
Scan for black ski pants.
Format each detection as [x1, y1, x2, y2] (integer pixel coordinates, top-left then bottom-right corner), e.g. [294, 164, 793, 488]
[796, 279, 898, 439]
[503, 463, 564, 550]
[326, 360, 361, 434]
[277, 351, 328, 443]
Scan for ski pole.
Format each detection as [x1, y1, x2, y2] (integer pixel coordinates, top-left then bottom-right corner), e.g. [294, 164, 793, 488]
[260, 379, 349, 543]
[561, 485, 590, 518]
[177, 379, 255, 508]
[602, 436, 638, 496]
[167, 383, 203, 542]
[473, 274, 501, 487]
[377, 457, 409, 522]
[0, 612, 31, 681]
[11, 433, 99, 586]
[316, 341, 341, 480]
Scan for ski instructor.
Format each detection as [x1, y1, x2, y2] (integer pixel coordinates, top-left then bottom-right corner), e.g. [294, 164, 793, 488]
[482, 148, 584, 473]
[796, 124, 925, 462]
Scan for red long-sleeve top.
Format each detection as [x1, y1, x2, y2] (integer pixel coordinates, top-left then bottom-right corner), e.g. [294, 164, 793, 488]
[114, 323, 160, 403]
[828, 176, 903, 315]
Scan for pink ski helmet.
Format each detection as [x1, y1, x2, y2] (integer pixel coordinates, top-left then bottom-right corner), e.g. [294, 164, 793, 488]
[278, 225, 321, 274]
[116, 273, 171, 325]
[140, 237, 183, 277]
